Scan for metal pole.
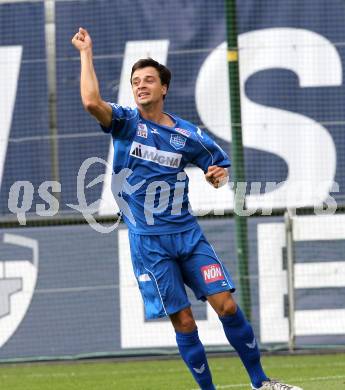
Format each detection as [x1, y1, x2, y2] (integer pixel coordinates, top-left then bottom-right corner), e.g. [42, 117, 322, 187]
[285, 210, 296, 352]
[225, 0, 251, 320]
[45, 0, 60, 205]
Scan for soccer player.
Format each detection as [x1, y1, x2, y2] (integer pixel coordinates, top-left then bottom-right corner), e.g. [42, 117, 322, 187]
[72, 27, 303, 390]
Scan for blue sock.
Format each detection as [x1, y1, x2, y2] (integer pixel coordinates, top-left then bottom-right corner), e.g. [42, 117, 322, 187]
[219, 306, 268, 388]
[176, 328, 215, 390]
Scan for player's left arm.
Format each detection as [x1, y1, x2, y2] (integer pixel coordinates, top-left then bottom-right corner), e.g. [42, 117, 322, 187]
[191, 127, 231, 188]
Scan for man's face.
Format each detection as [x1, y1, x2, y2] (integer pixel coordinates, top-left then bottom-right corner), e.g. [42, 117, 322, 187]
[131, 66, 167, 107]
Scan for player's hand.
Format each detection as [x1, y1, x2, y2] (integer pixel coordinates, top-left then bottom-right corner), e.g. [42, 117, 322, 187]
[205, 166, 229, 188]
[71, 27, 92, 51]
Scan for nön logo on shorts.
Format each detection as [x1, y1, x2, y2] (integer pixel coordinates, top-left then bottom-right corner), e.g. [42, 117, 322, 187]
[201, 264, 224, 283]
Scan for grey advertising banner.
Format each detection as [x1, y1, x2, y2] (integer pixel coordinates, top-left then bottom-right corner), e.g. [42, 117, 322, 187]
[1, 215, 344, 360]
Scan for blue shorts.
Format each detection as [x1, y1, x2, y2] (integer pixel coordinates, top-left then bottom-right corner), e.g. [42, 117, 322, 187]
[128, 225, 235, 319]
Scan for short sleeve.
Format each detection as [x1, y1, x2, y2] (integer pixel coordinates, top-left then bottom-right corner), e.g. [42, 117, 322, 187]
[191, 127, 231, 173]
[100, 103, 138, 139]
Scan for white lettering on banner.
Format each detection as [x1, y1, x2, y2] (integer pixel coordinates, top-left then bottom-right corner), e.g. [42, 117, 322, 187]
[0, 46, 22, 191]
[190, 42, 234, 213]
[192, 28, 341, 212]
[118, 228, 228, 348]
[99, 40, 170, 216]
[241, 28, 340, 209]
[0, 234, 38, 349]
[258, 214, 345, 344]
[257, 223, 288, 343]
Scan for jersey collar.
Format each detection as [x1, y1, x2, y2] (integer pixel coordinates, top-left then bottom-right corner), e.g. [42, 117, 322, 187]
[139, 111, 177, 130]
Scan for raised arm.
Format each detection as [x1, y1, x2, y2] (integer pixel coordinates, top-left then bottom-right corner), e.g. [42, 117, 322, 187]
[71, 27, 112, 127]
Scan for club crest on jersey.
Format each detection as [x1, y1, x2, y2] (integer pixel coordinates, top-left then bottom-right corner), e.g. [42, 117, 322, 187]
[130, 141, 182, 168]
[137, 123, 148, 138]
[201, 264, 225, 284]
[170, 134, 186, 150]
[175, 127, 191, 137]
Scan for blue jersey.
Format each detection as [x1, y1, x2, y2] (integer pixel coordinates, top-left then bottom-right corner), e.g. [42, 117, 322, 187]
[101, 103, 231, 234]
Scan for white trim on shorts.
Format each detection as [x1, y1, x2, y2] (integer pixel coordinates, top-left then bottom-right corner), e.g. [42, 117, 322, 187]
[144, 266, 168, 317]
[209, 243, 235, 291]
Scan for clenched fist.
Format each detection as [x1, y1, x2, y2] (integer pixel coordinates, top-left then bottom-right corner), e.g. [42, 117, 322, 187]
[71, 27, 92, 51]
[205, 166, 229, 188]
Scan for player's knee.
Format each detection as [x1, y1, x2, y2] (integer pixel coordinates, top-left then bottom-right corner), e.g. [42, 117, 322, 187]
[171, 311, 196, 333]
[218, 298, 237, 317]
[177, 316, 196, 332]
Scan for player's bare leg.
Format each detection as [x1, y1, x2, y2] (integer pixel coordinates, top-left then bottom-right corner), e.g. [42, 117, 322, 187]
[170, 307, 196, 333]
[170, 307, 215, 390]
[207, 290, 237, 316]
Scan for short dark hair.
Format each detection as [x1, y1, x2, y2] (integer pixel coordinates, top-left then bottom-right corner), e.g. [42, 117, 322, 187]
[130, 58, 171, 99]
